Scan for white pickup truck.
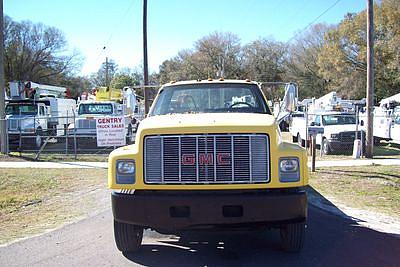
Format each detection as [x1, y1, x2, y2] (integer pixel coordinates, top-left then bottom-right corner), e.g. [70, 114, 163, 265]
[290, 111, 364, 154]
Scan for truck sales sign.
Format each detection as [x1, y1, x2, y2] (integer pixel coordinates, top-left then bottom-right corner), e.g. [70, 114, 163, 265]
[96, 117, 126, 147]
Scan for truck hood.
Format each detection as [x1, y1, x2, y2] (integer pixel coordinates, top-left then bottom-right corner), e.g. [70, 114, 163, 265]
[6, 114, 34, 120]
[139, 113, 276, 133]
[324, 124, 360, 135]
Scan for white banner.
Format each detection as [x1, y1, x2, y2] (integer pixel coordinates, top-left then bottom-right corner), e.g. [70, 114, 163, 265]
[96, 116, 126, 147]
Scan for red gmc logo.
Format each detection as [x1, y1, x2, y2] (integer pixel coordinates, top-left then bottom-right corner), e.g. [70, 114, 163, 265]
[182, 153, 230, 165]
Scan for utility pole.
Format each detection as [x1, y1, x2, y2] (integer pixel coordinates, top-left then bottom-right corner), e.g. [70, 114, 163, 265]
[0, 0, 8, 154]
[105, 57, 109, 88]
[143, 0, 150, 114]
[365, 0, 374, 158]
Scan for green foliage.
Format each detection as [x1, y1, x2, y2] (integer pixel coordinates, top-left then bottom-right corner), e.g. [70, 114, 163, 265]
[317, 0, 400, 100]
[110, 74, 137, 90]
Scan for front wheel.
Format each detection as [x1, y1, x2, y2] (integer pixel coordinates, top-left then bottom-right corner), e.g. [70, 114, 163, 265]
[34, 128, 43, 148]
[297, 133, 304, 147]
[114, 220, 143, 252]
[280, 222, 306, 252]
[322, 138, 331, 155]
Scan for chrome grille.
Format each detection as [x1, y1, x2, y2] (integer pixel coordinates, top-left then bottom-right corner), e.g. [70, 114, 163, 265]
[78, 119, 96, 129]
[144, 134, 270, 184]
[8, 119, 19, 130]
[340, 131, 364, 142]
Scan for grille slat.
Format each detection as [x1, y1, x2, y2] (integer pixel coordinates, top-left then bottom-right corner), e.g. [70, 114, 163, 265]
[144, 134, 270, 184]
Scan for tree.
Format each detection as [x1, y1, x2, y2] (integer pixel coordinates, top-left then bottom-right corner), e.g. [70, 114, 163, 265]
[90, 59, 117, 87]
[317, 0, 400, 100]
[285, 24, 333, 99]
[3, 16, 81, 84]
[110, 73, 138, 90]
[158, 32, 243, 83]
[194, 32, 243, 78]
[243, 38, 287, 82]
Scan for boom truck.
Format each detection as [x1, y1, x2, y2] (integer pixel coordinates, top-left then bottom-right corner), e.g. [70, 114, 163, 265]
[6, 81, 76, 148]
[361, 93, 400, 145]
[108, 79, 309, 253]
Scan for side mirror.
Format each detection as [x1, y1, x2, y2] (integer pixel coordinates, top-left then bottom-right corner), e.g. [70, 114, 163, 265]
[360, 120, 364, 126]
[310, 122, 316, 126]
[283, 84, 298, 112]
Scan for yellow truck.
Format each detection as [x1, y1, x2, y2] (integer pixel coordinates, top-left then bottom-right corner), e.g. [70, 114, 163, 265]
[108, 79, 308, 252]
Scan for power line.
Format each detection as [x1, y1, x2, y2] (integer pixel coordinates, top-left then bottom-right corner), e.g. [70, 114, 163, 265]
[94, 0, 136, 67]
[287, 0, 342, 43]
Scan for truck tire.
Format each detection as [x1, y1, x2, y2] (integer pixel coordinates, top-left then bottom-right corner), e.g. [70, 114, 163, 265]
[114, 220, 143, 252]
[322, 138, 331, 155]
[280, 222, 306, 252]
[126, 124, 133, 144]
[34, 128, 43, 148]
[297, 133, 304, 147]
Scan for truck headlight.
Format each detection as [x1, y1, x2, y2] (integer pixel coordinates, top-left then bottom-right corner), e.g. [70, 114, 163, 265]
[279, 158, 300, 182]
[116, 160, 135, 184]
[330, 133, 340, 139]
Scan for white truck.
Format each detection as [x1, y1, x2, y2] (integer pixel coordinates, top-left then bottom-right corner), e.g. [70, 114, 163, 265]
[362, 93, 400, 145]
[290, 111, 364, 154]
[68, 100, 137, 145]
[6, 97, 76, 148]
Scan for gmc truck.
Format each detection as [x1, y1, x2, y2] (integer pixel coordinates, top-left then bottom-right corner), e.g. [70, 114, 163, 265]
[108, 79, 309, 252]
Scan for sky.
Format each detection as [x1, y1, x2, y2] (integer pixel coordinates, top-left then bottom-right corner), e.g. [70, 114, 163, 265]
[4, 0, 366, 76]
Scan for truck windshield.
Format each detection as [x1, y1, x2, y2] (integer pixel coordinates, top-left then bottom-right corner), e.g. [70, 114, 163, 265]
[6, 104, 37, 115]
[150, 83, 270, 116]
[322, 114, 356, 125]
[78, 103, 113, 115]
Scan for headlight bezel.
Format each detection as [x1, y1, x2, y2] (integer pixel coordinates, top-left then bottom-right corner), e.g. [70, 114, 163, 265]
[279, 157, 300, 182]
[116, 160, 136, 184]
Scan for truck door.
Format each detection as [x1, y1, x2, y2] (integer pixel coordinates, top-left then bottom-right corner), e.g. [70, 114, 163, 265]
[38, 104, 48, 131]
[314, 115, 323, 145]
[392, 113, 400, 144]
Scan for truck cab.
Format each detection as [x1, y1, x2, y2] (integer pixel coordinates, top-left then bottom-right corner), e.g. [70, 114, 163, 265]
[6, 100, 50, 147]
[70, 100, 137, 142]
[391, 107, 400, 144]
[108, 80, 309, 252]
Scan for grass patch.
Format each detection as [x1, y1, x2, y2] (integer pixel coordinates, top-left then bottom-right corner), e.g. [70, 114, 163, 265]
[310, 165, 400, 217]
[0, 168, 108, 244]
[0, 153, 108, 162]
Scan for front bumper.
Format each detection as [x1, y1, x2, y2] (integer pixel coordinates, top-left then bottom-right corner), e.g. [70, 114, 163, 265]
[112, 189, 307, 232]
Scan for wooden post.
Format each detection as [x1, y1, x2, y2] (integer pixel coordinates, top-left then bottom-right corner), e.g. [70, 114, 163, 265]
[143, 0, 150, 114]
[311, 135, 316, 172]
[365, 0, 374, 158]
[0, 0, 8, 154]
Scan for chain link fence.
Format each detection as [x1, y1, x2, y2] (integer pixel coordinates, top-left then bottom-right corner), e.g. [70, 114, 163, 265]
[1, 111, 144, 159]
